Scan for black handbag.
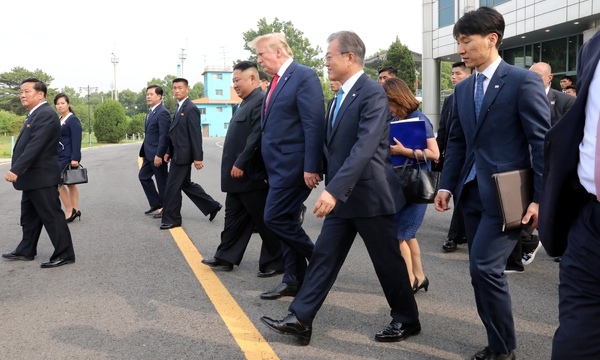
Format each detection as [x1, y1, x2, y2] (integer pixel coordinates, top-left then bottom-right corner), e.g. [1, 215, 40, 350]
[394, 150, 440, 204]
[61, 164, 88, 185]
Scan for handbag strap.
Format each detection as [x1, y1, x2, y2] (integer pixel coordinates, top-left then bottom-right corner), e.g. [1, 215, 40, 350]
[412, 150, 433, 171]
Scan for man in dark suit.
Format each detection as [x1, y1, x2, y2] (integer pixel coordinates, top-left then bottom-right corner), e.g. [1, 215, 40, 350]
[3, 78, 75, 268]
[434, 7, 550, 360]
[201, 61, 283, 276]
[436, 61, 471, 253]
[539, 29, 600, 359]
[139, 85, 170, 215]
[247, 33, 325, 300]
[260, 31, 420, 346]
[159, 78, 222, 230]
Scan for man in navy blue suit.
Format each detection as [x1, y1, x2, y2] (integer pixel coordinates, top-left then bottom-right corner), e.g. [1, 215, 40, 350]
[248, 33, 325, 300]
[260, 31, 420, 346]
[539, 29, 600, 359]
[139, 85, 170, 215]
[434, 7, 550, 360]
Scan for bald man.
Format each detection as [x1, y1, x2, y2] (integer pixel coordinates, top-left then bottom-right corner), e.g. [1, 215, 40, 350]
[529, 62, 575, 126]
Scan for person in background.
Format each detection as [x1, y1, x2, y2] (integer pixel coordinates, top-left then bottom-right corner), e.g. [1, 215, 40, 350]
[384, 77, 439, 294]
[564, 85, 577, 97]
[559, 75, 573, 92]
[378, 66, 398, 84]
[54, 93, 83, 223]
[159, 78, 222, 230]
[259, 71, 270, 92]
[3, 78, 75, 268]
[260, 30, 420, 346]
[434, 7, 549, 359]
[201, 61, 283, 276]
[139, 85, 170, 218]
[248, 33, 325, 301]
[436, 61, 471, 253]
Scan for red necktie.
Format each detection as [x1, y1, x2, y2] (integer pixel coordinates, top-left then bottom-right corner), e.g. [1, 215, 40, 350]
[595, 113, 600, 201]
[265, 74, 279, 112]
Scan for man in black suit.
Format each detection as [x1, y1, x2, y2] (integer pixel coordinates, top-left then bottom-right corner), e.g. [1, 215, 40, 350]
[3, 78, 75, 268]
[139, 85, 170, 215]
[539, 29, 600, 359]
[436, 61, 471, 253]
[260, 31, 420, 346]
[159, 78, 222, 230]
[201, 61, 283, 276]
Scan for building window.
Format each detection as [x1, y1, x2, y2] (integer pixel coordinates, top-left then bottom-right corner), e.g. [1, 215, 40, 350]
[216, 89, 223, 96]
[217, 107, 223, 113]
[480, 0, 510, 6]
[212, 73, 223, 80]
[199, 108, 206, 115]
[542, 38, 567, 74]
[439, 0, 454, 28]
[224, 122, 229, 130]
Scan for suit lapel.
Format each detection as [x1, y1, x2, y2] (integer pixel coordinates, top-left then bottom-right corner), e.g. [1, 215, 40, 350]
[263, 63, 294, 126]
[327, 75, 364, 144]
[171, 99, 186, 130]
[474, 62, 507, 136]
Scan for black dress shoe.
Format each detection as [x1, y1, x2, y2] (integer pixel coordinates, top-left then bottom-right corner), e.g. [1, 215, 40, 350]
[209, 204, 222, 222]
[442, 238, 457, 252]
[2, 251, 34, 261]
[160, 223, 181, 230]
[257, 269, 284, 278]
[471, 347, 516, 360]
[374, 321, 421, 342]
[260, 282, 299, 300]
[153, 211, 163, 219]
[40, 258, 75, 268]
[201, 257, 233, 271]
[145, 204, 162, 215]
[260, 313, 312, 346]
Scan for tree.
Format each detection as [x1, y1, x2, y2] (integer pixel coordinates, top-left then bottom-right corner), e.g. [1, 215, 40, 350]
[440, 61, 454, 91]
[0, 110, 22, 135]
[127, 113, 145, 137]
[93, 100, 127, 143]
[0, 67, 55, 115]
[242, 18, 325, 77]
[381, 38, 417, 93]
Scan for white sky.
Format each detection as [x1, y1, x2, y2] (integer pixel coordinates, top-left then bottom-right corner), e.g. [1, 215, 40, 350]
[3, 0, 423, 93]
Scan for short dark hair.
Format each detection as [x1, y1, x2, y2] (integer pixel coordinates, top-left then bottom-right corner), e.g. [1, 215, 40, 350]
[172, 78, 188, 86]
[453, 6, 505, 49]
[378, 66, 398, 76]
[21, 78, 47, 96]
[565, 85, 576, 92]
[258, 71, 270, 82]
[560, 75, 573, 82]
[233, 61, 258, 72]
[147, 85, 163, 96]
[452, 61, 466, 69]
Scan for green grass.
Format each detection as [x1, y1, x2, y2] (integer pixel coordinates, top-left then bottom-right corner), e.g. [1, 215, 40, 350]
[0, 134, 142, 159]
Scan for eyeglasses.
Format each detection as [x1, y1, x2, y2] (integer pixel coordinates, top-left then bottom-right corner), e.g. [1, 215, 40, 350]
[324, 52, 348, 63]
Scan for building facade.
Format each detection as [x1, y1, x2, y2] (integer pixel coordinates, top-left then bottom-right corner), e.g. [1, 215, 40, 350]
[192, 66, 241, 137]
[422, 0, 600, 128]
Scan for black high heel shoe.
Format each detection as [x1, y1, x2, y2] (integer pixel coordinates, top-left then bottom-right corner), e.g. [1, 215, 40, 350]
[412, 278, 419, 293]
[66, 209, 81, 223]
[414, 277, 429, 294]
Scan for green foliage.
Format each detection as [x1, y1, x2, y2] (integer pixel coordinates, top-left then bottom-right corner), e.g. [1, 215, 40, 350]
[93, 100, 127, 143]
[0, 110, 22, 135]
[382, 39, 417, 92]
[0, 67, 55, 115]
[242, 18, 325, 77]
[128, 113, 145, 136]
[440, 61, 453, 91]
[189, 82, 204, 100]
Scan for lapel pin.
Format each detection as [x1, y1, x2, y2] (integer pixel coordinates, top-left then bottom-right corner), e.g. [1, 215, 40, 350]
[494, 85, 500, 88]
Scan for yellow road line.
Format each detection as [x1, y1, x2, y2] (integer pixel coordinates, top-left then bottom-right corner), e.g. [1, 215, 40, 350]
[137, 157, 278, 359]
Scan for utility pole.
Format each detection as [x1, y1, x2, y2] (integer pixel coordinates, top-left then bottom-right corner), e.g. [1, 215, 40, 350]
[79, 85, 99, 146]
[179, 48, 187, 78]
[111, 52, 119, 100]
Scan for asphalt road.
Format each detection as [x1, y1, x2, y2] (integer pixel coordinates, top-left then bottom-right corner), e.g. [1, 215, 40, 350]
[0, 139, 559, 359]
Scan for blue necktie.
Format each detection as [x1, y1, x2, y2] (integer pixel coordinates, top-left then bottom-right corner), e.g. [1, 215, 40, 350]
[474, 73, 485, 119]
[332, 88, 344, 126]
[466, 73, 486, 184]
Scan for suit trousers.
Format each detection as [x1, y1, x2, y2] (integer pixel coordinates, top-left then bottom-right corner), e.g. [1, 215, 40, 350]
[15, 186, 75, 260]
[161, 162, 220, 224]
[462, 180, 519, 354]
[264, 185, 314, 286]
[289, 213, 419, 325]
[215, 189, 283, 271]
[447, 199, 466, 241]
[552, 197, 600, 359]
[138, 158, 168, 207]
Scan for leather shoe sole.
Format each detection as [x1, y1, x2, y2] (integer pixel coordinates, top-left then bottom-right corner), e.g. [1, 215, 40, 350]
[144, 205, 162, 215]
[201, 257, 233, 271]
[209, 204, 222, 222]
[160, 223, 181, 230]
[153, 211, 163, 219]
[40, 258, 75, 268]
[375, 322, 421, 342]
[260, 283, 299, 300]
[257, 269, 284, 278]
[260, 314, 312, 346]
[2, 251, 34, 261]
